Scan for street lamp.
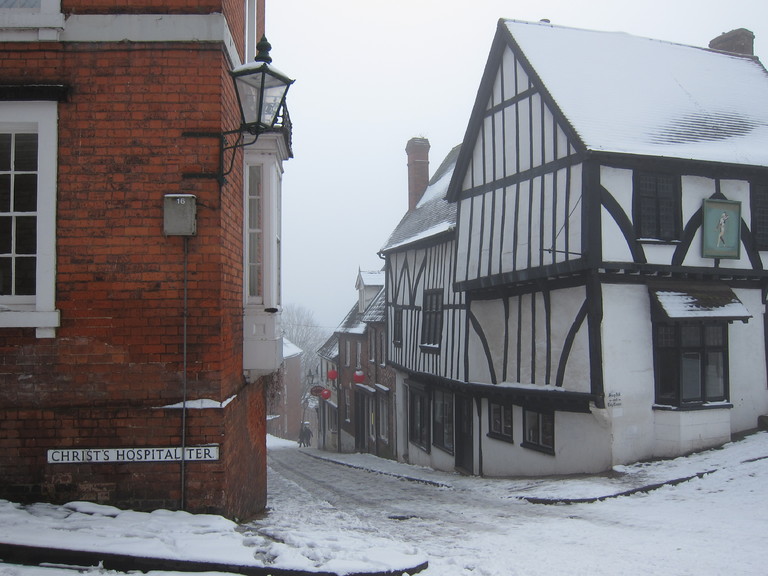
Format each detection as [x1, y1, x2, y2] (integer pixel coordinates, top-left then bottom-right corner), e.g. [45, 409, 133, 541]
[230, 37, 294, 137]
[183, 36, 294, 186]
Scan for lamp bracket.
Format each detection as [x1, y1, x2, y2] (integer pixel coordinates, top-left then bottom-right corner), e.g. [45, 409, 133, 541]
[181, 128, 260, 187]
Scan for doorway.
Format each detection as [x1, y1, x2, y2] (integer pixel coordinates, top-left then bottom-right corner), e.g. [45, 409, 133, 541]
[454, 395, 474, 473]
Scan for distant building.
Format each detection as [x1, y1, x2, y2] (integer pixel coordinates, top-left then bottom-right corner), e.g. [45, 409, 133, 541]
[267, 339, 303, 442]
[0, 0, 292, 518]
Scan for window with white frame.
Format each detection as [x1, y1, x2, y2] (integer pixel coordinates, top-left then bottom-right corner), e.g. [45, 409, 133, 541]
[369, 329, 375, 363]
[246, 165, 262, 302]
[327, 403, 338, 433]
[0, 0, 64, 41]
[0, 101, 59, 336]
[377, 390, 389, 440]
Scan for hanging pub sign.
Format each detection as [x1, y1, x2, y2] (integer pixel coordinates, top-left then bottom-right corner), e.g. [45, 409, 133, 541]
[310, 385, 325, 396]
[701, 198, 741, 259]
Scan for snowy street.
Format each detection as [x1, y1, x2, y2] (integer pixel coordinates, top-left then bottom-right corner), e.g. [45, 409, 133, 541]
[0, 432, 767, 576]
[255, 434, 768, 575]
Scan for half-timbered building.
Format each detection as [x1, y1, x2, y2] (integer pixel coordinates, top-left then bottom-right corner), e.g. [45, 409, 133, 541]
[380, 140, 470, 470]
[442, 20, 768, 475]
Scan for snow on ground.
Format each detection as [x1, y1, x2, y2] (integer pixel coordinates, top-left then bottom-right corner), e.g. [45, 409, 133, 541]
[1, 431, 767, 576]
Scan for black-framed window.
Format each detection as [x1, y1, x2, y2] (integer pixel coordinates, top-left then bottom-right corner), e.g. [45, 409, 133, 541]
[522, 409, 554, 454]
[409, 386, 430, 450]
[751, 183, 768, 249]
[393, 309, 403, 346]
[488, 401, 514, 442]
[654, 322, 728, 406]
[634, 171, 681, 241]
[420, 289, 443, 348]
[432, 389, 454, 453]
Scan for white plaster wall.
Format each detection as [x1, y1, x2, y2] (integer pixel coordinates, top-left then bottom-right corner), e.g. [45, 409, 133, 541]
[600, 166, 633, 262]
[467, 299, 505, 383]
[727, 288, 768, 433]
[653, 408, 731, 458]
[480, 404, 613, 476]
[601, 283, 658, 464]
[680, 176, 752, 270]
[600, 166, 756, 270]
[551, 286, 591, 392]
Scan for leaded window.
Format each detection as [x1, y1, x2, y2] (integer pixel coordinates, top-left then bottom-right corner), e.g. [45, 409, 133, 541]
[432, 389, 454, 453]
[409, 386, 430, 450]
[654, 322, 728, 406]
[523, 409, 554, 453]
[751, 183, 768, 249]
[634, 171, 681, 241]
[489, 402, 514, 442]
[420, 289, 443, 348]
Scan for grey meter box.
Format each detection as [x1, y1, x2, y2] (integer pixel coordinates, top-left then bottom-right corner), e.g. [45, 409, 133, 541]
[164, 194, 197, 236]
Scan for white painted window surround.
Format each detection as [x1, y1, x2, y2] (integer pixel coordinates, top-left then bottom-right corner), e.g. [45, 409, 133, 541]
[0, 101, 59, 338]
[0, 0, 63, 41]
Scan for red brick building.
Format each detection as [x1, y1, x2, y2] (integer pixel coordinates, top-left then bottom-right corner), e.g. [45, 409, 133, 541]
[0, 0, 291, 519]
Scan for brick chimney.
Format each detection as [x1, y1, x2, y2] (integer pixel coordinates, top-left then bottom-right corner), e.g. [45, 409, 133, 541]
[406, 137, 430, 212]
[709, 28, 754, 56]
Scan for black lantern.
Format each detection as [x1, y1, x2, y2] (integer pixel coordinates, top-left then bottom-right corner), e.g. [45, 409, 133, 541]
[183, 37, 294, 186]
[230, 37, 294, 136]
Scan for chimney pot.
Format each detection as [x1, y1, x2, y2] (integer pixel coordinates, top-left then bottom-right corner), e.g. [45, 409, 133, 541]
[709, 28, 755, 56]
[406, 137, 430, 212]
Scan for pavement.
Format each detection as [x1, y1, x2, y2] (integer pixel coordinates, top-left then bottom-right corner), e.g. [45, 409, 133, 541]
[3, 431, 766, 576]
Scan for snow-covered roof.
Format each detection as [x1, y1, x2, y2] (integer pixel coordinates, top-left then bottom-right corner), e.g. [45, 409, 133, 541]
[361, 286, 386, 323]
[283, 337, 302, 359]
[502, 19, 768, 166]
[381, 144, 461, 253]
[335, 301, 366, 335]
[649, 285, 752, 321]
[316, 333, 338, 362]
[356, 269, 385, 289]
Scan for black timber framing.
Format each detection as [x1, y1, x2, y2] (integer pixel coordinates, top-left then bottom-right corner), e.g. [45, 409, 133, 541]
[397, 369, 597, 414]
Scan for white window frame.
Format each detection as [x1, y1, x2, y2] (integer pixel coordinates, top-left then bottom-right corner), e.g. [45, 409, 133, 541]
[0, 0, 64, 41]
[0, 101, 59, 337]
[243, 139, 284, 310]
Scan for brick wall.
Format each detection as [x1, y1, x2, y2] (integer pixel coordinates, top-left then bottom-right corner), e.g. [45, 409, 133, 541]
[0, 18, 265, 515]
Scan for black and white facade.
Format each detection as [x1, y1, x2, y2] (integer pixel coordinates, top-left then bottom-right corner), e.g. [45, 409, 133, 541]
[385, 21, 768, 476]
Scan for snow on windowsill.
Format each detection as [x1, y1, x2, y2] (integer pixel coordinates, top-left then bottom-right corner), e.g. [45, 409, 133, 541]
[156, 395, 236, 410]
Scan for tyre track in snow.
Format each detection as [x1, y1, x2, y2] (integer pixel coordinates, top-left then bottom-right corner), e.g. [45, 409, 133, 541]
[265, 447, 537, 545]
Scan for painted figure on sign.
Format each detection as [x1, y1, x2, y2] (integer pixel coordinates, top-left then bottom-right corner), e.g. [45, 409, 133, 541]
[716, 211, 729, 247]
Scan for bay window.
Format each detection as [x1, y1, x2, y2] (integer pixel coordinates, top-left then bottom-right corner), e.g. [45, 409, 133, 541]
[654, 322, 729, 406]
